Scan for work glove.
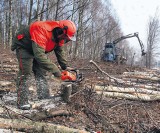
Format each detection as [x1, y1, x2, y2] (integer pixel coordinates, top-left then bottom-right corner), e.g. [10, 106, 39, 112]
[53, 71, 61, 77]
[52, 71, 62, 83]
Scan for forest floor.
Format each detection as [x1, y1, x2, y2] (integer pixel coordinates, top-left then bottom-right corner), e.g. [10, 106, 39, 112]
[0, 46, 160, 133]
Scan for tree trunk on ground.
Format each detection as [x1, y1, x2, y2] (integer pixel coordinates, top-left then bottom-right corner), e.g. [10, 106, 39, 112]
[94, 85, 160, 95]
[0, 118, 89, 133]
[0, 105, 71, 121]
[122, 74, 160, 81]
[96, 91, 160, 101]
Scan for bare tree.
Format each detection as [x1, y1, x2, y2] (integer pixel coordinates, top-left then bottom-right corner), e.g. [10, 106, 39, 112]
[0, 0, 125, 58]
[28, 0, 33, 25]
[146, 10, 160, 68]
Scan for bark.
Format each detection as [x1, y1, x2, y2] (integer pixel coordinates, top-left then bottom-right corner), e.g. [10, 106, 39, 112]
[28, 0, 33, 25]
[39, 0, 45, 20]
[94, 85, 160, 95]
[0, 104, 70, 121]
[145, 11, 160, 68]
[73, 0, 84, 58]
[0, 118, 89, 133]
[122, 74, 160, 81]
[126, 83, 160, 91]
[96, 91, 160, 101]
[1, 64, 18, 68]
[123, 71, 155, 76]
[36, 0, 41, 20]
[8, 0, 13, 47]
[55, 0, 60, 20]
[0, 81, 12, 87]
[1, 68, 18, 72]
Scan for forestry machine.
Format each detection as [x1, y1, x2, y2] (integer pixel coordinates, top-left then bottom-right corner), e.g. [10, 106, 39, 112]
[101, 32, 146, 63]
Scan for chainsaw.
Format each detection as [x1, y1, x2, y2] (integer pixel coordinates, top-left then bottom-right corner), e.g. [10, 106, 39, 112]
[61, 69, 83, 83]
[60, 69, 84, 103]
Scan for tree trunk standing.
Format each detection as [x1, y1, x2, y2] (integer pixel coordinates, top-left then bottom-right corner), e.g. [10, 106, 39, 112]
[4, 12, 8, 49]
[0, 22, 2, 45]
[70, 0, 76, 21]
[2, 21, 5, 48]
[39, 0, 46, 20]
[55, 0, 60, 20]
[24, 0, 29, 25]
[36, 0, 40, 20]
[73, 0, 85, 59]
[92, 39, 99, 60]
[77, 1, 84, 58]
[81, 30, 86, 58]
[0, 5, 2, 45]
[45, 0, 49, 19]
[8, 0, 13, 48]
[68, 0, 76, 58]
[28, 0, 33, 25]
[18, 1, 23, 28]
[145, 11, 160, 68]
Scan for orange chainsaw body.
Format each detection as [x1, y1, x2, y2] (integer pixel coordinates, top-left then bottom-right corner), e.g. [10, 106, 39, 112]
[61, 70, 77, 81]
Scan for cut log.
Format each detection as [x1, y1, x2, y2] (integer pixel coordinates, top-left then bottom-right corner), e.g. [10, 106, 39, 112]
[30, 109, 71, 120]
[0, 81, 12, 87]
[0, 96, 70, 121]
[0, 105, 70, 121]
[122, 74, 160, 81]
[125, 83, 160, 91]
[1, 64, 18, 68]
[96, 91, 160, 101]
[120, 78, 160, 91]
[94, 85, 160, 95]
[2, 68, 18, 72]
[0, 118, 89, 133]
[123, 71, 154, 76]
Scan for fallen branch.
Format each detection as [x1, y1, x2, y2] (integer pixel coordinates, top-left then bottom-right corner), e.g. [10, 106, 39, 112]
[89, 60, 124, 84]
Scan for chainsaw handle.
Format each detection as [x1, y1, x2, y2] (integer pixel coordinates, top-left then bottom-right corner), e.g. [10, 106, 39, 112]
[67, 69, 78, 74]
[69, 69, 83, 82]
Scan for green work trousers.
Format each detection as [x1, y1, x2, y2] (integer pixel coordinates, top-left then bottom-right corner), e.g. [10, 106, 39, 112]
[16, 47, 50, 106]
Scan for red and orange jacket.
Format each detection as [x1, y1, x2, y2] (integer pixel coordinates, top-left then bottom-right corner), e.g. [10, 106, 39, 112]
[30, 21, 65, 52]
[11, 20, 68, 73]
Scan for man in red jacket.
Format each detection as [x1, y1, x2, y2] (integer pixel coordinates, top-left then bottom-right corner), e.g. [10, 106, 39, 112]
[11, 20, 76, 110]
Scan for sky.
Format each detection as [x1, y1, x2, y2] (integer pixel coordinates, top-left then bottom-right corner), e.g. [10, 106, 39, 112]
[111, 0, 160, 56]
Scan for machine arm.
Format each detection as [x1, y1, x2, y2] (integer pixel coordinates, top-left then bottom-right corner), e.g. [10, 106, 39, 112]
[134, 33, 146, 56]
[113, 33, 137, 44]
[113, 32, 146, 56]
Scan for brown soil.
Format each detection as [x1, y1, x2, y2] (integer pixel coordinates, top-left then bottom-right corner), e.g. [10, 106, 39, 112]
[0, 46, 160, 133]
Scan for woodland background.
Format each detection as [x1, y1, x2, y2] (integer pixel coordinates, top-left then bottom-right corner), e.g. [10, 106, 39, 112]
[0, 1, 160, 132]
[0, 0, 160, 68]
